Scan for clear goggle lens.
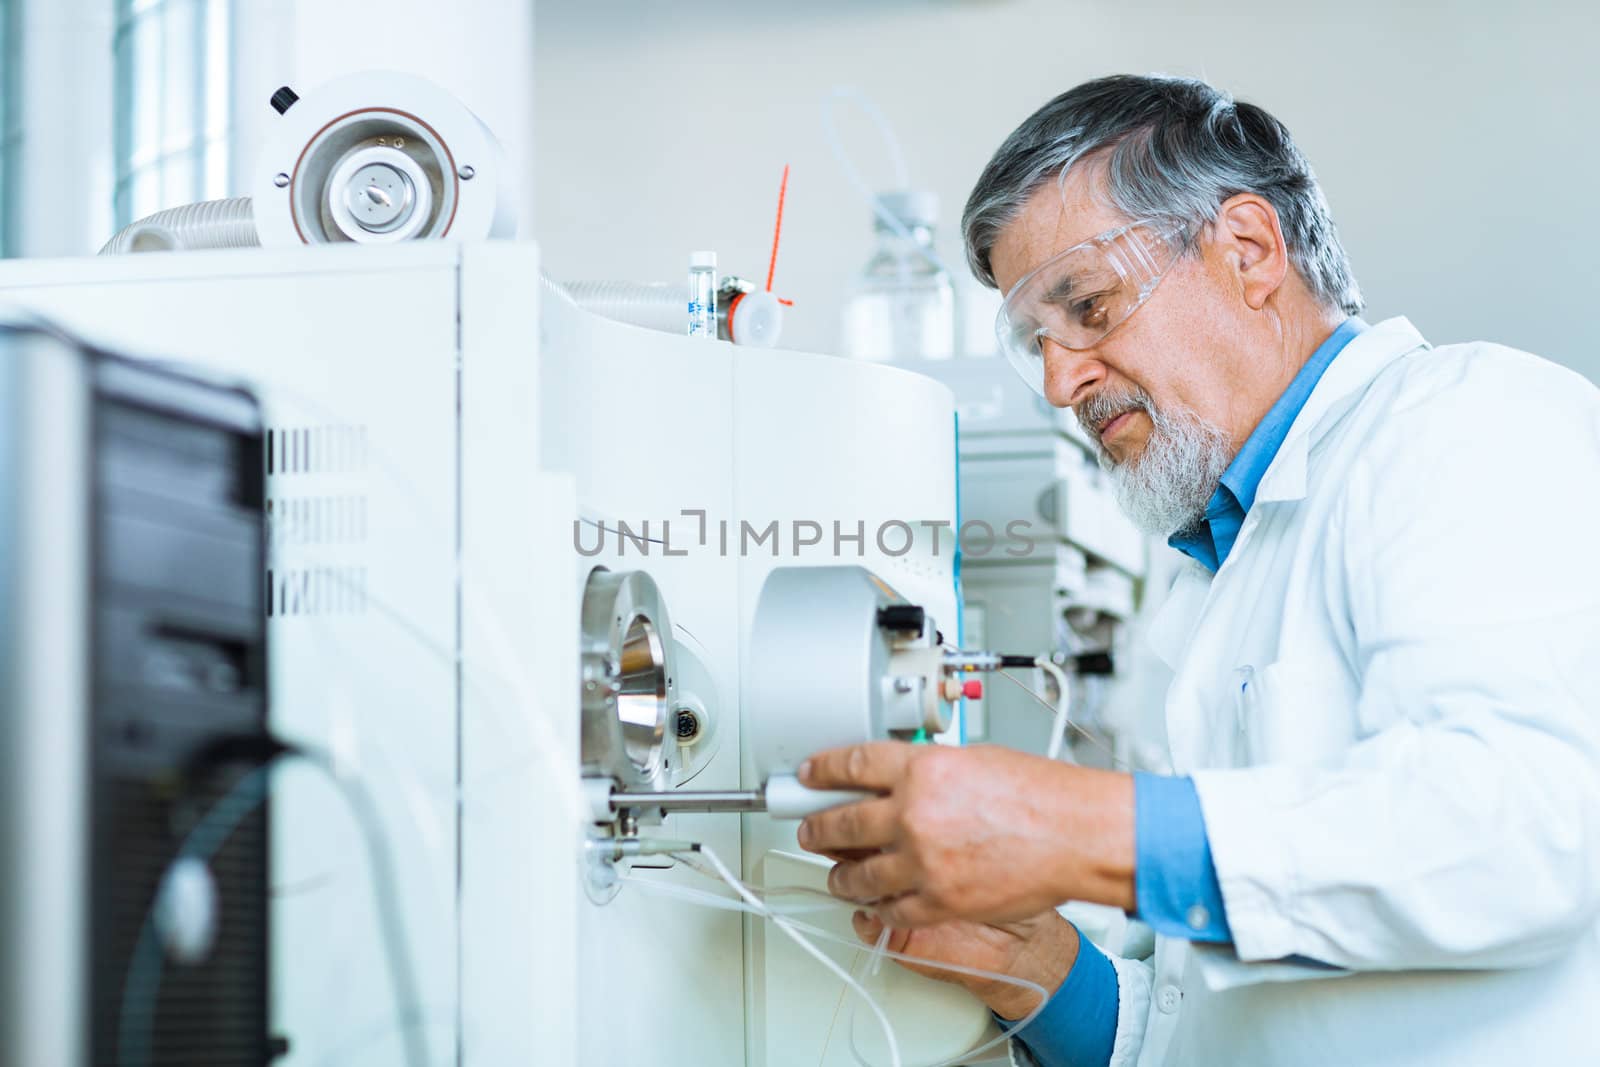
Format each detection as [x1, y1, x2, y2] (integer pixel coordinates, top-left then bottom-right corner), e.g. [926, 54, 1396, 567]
[995, 221, 1188, 397]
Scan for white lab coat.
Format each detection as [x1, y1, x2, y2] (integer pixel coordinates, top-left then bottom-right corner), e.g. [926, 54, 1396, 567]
[1017, 317, 1600, 1066]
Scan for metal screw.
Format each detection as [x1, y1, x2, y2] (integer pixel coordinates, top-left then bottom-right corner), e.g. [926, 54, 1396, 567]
[392, 135, 406, 148]
[893, 677, 915, 694]
[273, 173, 290, 188]
[457, 164, 476, 181]
[674, 707, 701, 743]
[618, 810, 639, 838]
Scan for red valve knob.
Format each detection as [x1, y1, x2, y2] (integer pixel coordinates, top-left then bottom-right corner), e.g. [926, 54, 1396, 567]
[962, 679, 984, 700]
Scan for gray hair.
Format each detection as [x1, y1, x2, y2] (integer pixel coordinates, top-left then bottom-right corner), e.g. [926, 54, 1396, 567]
[962, 74, 1363, 315]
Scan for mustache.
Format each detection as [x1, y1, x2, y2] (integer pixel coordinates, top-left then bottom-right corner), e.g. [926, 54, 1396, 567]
[1075, 388, 1154, 442]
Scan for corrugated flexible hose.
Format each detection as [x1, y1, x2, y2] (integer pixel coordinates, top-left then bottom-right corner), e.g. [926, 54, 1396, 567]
[558, 280, 687, 334]
[98, 197, 260, 255]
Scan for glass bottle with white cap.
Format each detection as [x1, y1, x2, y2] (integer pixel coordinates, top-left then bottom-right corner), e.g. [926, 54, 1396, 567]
[840, 190, 955, 362]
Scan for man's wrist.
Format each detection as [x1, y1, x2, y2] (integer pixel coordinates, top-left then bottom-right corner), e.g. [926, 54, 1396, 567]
[981, 915, 1081, 1020]
[1046, 766, 1138, 913]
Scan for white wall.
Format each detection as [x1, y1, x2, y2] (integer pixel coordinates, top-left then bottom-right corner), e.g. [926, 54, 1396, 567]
[5, 0, 535, 258]
[535, 0, 1600, 382]
[229, 0, 537, 228]
[9, 0, 114, 258]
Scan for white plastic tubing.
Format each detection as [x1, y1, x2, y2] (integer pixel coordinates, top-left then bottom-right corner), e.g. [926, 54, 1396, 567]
[622, 845, 1052, 1067]
[558, 280, 686, 335]
[98, 197, 259, 255]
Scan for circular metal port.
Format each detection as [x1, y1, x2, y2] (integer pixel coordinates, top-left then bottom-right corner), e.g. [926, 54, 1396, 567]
[283, 109, 458, 245]
[580, 568, 675, 789]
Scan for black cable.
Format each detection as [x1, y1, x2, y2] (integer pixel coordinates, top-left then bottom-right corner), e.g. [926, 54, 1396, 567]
[6, 318, 421, 1062]
[181, 735, 428, 1067]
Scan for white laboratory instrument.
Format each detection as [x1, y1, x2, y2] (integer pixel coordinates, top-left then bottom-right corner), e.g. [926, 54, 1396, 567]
[2, 58, 1068, 1065]
[538, 276, 987, 1065]
[99, 71, 518, 254]
[0, 330, 271, 1067]
[0, 234, 1003, 1066]
[0, 243, 567, 1067]
[579, 562, 980, 839]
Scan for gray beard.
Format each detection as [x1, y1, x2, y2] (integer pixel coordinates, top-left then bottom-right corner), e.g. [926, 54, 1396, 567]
[1080, 392, 1234, 537]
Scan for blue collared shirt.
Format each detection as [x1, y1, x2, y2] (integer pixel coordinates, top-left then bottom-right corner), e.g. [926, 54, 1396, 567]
[1010, 318, 1367, 1067]
[1169, 317, 1368, 571]
[1007, 922, 1118, 1067]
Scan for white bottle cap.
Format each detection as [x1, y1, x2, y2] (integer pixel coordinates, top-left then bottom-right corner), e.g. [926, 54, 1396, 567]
[689, 250, 717, 269]
[876, 190, 939, 230]
[727, 289, 784, 348]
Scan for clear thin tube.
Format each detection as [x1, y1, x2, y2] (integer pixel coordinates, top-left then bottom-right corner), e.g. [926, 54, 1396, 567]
[248, 376, 584, 823]
[117, 748, 427, 1067]
[620, 858, 1052, 1067]
[702, 879, 1052, 1067]
[690, 844, 904, 1067]
[117, 767, 271, 1067]
[267, 500, 555, 809]
[869, 923, 892, 977]
[995, 669, 1129, 770]
[289, 747, 429, 1067]
[197, 540, 542, 1060]
[821, 87, 954, 278]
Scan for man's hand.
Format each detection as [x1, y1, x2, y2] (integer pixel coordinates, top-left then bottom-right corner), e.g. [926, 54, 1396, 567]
[850, 908, 1081, 1022]
[797, 741, 1135, 927]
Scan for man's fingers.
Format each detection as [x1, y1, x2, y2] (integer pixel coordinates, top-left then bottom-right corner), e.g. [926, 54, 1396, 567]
[799, 797, 898, 855]
[813, 847, 880, 865]
[875, 892, 943, 929]
[851, 911, 912, 955]
[851, 910, 883, 943]
[828, 850, 916, 903]
[800, 741, 916, 792]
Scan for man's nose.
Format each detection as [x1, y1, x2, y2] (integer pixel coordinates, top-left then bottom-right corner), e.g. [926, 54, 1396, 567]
[1040, 337, 1106, 409]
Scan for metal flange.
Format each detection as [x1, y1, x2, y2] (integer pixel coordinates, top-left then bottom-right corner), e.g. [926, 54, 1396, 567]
[579, 567, 676, 792]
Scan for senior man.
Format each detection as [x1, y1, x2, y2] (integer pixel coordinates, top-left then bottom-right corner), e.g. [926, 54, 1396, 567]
[797, 74, 1600, 1066]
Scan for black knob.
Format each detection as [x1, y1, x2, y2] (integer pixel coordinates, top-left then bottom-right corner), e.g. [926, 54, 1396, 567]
[269, 86, 300, 115]
[1074, 651, 1116, 676]
[876, 604, 926, 634]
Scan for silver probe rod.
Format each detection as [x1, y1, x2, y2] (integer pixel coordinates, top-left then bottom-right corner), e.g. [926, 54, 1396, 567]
[609, 775, 870, 819]
[611, 790, 765, 813]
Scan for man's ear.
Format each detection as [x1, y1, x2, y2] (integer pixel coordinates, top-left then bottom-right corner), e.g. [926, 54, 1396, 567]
[1214, 193, 1289, 310]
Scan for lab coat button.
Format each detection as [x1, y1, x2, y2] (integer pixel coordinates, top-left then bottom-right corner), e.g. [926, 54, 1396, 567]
[1186, 904, 1210, 931]
[1157, 986, 1181, 1014]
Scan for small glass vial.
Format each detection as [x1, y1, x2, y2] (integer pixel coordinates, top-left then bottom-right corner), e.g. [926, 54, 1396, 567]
[687, 250, 717, 338]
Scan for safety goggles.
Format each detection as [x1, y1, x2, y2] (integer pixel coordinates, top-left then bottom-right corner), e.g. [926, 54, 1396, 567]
[995, 220, 1189, 397]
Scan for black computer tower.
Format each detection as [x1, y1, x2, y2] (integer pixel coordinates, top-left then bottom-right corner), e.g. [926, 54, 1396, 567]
[0, 329, 272, 1067]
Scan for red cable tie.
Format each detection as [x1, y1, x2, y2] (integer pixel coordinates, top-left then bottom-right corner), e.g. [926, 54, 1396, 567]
[765, 164, 790, 293]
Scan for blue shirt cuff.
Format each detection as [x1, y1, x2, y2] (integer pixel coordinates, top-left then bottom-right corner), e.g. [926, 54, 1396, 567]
[998, 922, 1117, 1067]
[1134, 772, 1233, 943]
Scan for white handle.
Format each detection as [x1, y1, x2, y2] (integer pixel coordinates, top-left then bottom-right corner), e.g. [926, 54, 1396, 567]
[763, 774, 872, 819]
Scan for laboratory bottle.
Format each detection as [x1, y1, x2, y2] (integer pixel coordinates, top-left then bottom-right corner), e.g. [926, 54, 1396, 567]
[840, 190, 955, 361]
